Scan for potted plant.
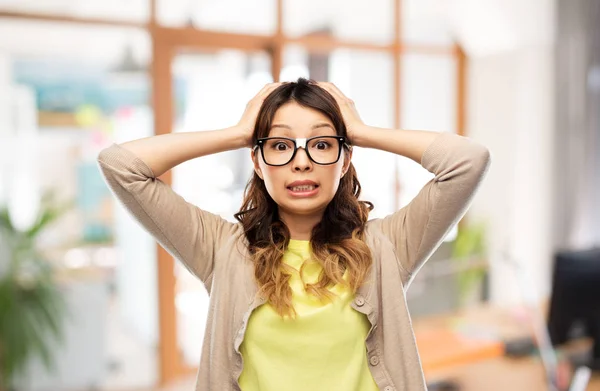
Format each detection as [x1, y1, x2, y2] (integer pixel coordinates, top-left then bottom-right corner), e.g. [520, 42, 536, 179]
[451, 220, 488, 307]
[0, 190, 72, 391]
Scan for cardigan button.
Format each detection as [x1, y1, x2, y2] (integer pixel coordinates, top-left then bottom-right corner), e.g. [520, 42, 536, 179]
[355, 295, 365, 306]
[384, 387, 394, 391]
[369, 355, 379, 366]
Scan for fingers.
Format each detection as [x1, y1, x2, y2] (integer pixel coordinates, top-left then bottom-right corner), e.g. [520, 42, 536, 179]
[316, 81, 352, 104]
[256, 82, 284, 99]
[245, 83, 283, 110]
[254, 84, 273, 99]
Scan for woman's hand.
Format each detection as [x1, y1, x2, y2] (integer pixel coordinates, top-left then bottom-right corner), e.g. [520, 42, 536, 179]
[316, 82, 366, 145]
[236, 82, 284, 147]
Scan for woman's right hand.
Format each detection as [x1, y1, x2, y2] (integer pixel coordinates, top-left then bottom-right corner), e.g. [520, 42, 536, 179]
[236, 82, 284, 147]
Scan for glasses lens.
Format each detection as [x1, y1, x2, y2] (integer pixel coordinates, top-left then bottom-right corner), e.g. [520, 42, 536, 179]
[260, 136, 343, 165]
[307, 137, 341, 164]
[262, 138, 295, 165]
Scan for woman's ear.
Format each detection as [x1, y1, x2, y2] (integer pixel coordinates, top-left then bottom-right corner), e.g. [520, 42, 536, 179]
[341, 147, 353, 177]
[251, 149, 264, 180]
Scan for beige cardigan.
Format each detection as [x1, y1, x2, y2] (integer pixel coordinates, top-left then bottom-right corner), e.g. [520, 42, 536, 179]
[97, 132, 490, 391]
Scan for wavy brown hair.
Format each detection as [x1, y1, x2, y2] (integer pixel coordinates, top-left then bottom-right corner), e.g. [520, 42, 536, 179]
[234, 78, 374, 318]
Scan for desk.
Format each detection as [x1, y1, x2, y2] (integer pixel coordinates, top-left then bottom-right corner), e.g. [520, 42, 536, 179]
[427, 355, 600, 391]
[413, 305, 600, 391]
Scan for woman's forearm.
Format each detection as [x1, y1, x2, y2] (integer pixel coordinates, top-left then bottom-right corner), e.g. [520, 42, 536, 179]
[119, 126, 247, 177]
[352, 125, 440, 164]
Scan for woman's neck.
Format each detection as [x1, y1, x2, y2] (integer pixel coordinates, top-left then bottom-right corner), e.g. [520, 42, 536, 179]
[278, 210, 322, 241]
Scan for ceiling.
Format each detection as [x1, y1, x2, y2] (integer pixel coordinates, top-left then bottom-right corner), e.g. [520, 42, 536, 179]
[0, 0, 555, 67]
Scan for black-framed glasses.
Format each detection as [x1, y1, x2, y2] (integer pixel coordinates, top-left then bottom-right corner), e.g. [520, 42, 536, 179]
[254, 136, 351, 166]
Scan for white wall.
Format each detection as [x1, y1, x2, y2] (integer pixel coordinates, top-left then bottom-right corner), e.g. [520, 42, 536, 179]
[467, 47, 555, 305]
[451, 0, 556, 305]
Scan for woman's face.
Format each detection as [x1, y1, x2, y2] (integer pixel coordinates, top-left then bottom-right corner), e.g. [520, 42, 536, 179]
[252, 101, 352, 217]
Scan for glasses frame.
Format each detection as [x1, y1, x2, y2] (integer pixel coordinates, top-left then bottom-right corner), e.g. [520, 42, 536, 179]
[254, 135, 351, 166]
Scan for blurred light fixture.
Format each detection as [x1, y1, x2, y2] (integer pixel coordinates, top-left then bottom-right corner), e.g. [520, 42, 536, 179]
[107, 41, 148, 90]
[111, 43, 147, 74]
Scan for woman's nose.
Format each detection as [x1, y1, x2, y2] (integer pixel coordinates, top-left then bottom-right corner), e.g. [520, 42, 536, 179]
[292, 147, 312, 171]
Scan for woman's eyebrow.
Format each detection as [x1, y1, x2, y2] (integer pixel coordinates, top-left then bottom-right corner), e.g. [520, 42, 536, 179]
[312, 122, 334, 130]
[270, 124, 291, 131]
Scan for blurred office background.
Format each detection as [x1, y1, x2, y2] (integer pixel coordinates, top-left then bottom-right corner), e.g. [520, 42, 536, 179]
[0, 0, 599, 390]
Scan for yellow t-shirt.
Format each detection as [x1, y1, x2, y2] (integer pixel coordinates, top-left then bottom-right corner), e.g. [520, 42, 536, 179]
[239, 239, 379, 391]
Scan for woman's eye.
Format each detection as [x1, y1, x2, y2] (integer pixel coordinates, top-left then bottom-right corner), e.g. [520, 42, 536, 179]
[274, 142, 289, 151]
[315, 141, 330, 150]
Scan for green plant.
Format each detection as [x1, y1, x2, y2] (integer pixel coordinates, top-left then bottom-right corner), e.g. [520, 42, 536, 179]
[451, 220, 488, 306]
[0, 190, 73, 390]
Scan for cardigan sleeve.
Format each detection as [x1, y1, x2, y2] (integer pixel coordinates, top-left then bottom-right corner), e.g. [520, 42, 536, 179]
[368, 132, 491, 286]
[97, 143, 238, 289]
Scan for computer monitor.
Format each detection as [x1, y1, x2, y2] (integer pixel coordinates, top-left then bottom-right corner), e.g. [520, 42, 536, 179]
[547, 248, 600, 371]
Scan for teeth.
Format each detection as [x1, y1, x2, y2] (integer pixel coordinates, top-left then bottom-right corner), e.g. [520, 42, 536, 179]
[291, 185, 316, 192]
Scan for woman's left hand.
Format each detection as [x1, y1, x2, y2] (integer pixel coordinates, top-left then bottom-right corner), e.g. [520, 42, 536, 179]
[316, 82, 366, 145]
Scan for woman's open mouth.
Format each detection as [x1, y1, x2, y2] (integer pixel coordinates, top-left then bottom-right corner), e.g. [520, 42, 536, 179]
[287, 184, 320, 197]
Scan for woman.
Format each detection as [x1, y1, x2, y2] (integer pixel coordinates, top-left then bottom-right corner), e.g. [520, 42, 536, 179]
[98, 78, 491, 391]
